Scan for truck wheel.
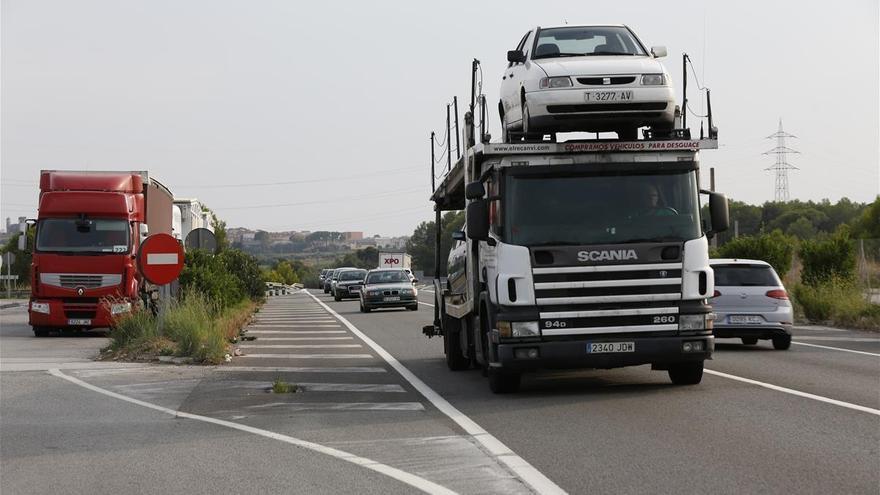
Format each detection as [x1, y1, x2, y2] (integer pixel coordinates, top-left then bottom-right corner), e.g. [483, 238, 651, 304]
[33, 326, 50, 337]
[668, 362, 704, 385]
[488, 368, 521, 393]
[741, 337, 758, 345]
[772, 334, 792, 350]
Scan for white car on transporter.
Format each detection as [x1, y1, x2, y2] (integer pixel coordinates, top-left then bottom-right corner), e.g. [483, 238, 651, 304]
[499, 24, 676, 141]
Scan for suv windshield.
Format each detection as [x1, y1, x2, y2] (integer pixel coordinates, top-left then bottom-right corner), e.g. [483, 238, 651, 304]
[533, 26, 646, 59]
[504, 171, 701, 246]
[339, 270, 367, 281]
[366, 270, 410, 284]
[714, 265, 780, 287]
[36, 218, 130, 253]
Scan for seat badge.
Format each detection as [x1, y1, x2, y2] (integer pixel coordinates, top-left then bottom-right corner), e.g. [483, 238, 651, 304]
[603, 77, 611, 85]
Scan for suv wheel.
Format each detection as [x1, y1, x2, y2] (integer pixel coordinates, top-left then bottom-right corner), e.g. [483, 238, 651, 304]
[668, 362, 704, 385]
[772, 334, 792, 350]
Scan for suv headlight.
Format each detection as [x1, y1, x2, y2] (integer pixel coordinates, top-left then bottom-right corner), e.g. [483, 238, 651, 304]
[641, 74, 666, 85]
[31, 302, 50, 314]
[110, 302, 132, 315]
[539, 76, 573, 89]
[679, 314, 712, 332]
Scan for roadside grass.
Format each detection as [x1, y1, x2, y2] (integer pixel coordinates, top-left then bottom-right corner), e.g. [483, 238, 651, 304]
[272, 378, 298, 393]
[103, 291, 257, 363]
[792, 278, 880, 331]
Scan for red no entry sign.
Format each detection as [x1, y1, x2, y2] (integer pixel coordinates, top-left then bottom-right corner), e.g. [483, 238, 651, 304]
[137, 233, 185, 285]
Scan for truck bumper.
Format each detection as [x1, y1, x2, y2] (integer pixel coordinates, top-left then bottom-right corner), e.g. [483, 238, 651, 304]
[28, 298, 122, 329]
[494, 334, 714, 371]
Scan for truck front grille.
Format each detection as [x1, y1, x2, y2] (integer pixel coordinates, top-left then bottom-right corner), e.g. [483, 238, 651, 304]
[41, 273, 122, 289]
[533, 263, 682, 336]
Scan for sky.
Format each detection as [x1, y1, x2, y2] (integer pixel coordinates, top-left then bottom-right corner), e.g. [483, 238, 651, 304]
[2, 0, 878, 236]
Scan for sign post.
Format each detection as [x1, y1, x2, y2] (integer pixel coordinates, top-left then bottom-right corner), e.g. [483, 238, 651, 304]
[136, 233, 185, 320]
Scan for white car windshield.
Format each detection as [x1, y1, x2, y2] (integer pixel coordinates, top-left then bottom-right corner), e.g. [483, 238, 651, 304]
[366, 270, 410, 284]
[533, 26, 646, 59]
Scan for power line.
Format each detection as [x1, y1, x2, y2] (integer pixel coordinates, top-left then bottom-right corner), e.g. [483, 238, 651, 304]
[213, 186, 425, 210]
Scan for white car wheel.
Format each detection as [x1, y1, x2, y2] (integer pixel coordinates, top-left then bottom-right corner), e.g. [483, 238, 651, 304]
[521, 101, 531, 134]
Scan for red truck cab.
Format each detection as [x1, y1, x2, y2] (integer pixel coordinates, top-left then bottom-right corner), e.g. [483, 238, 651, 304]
[28, 171, 173, 336]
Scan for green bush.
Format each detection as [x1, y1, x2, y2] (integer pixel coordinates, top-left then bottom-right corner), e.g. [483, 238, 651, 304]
[793, 278, 880, 329]
[179, 250, 245, 309]
[108, 308, 158, 350]
[218, 249, 265, 300]
[715, 230, 795, 277]
[798, 229, 856, 286]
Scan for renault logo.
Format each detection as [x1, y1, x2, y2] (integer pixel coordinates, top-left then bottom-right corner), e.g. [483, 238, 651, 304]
[76, 287, 85, 296]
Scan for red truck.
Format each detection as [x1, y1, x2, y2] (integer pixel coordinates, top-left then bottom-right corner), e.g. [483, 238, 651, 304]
[24, 170, 174, 336]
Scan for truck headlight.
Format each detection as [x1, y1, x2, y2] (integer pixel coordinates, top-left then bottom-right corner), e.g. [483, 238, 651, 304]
[512, 321, 540, 337]
[679, 314, 711, 332]
[31, 302, 50, 314]
[641, 74, 666, 85]
[497, 321, 540, 338]
[110, 302, 132, 315]
[539, 76, 573, 89]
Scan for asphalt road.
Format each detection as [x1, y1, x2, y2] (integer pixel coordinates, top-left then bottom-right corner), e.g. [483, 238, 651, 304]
[2, 292, 878, 494]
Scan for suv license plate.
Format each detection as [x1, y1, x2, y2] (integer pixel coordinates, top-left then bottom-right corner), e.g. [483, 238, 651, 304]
[68, 319, 91, 326]
[383, 296, 400, 302]
[585, 90, 633, 102]
[729, 315, 763, 324]
[588, 342, 634, 353]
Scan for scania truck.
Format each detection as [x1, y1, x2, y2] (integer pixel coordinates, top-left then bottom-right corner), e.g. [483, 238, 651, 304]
[22, 170, 174, 336]
[424, 135, 729, 393]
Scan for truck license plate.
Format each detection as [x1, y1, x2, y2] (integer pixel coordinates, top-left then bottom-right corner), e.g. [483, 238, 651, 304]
[585, 90, 633, 102]
[729, 315, 763, 324]
[588, 342, 635, 353]
[383, 296, 400, 302]
[68, 319, 91, 326]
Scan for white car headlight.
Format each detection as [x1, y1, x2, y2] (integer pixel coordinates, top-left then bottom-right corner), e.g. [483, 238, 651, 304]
[641, 74, 666, 85]
[110, 302, 132, 315]
[31, 302, 50, 314]
[539, 77, 573, 89]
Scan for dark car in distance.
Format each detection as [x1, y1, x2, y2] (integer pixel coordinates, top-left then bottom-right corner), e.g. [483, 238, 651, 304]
[359, 269, 419, 312]
[333, 269, 368, 301]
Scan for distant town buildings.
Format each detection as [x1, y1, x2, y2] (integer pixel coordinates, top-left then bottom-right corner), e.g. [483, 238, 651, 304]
[226, 227, 407, 253]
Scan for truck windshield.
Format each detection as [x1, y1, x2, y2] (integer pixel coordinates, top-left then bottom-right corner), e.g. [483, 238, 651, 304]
[504, 171, 702, 246]
[36, 218, 130, 253]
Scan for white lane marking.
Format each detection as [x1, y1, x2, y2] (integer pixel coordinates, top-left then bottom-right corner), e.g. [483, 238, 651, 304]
[704, 369, 880, 416]
[795, 336, 880, 343]
[248, 402, 424, 411]
[194, 380, 406, 393]
[239, 344, 363, 349]
[248, 325, 342, 329]
[48, 369, 454, 495]
[246, 330, 347, 335]
[308, 291, 566, 495]
[794, 325, 849, 332]
[216, 366, 386, 373]
[243, 354, 374, 359]
[419, 302, 435, 307]
[256, 337, 355, 341]
[256, 319, 337, 323]
[791, 341, 880, 357]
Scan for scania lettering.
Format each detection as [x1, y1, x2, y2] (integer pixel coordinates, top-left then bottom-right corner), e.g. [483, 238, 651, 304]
[577, 250, 638, 262]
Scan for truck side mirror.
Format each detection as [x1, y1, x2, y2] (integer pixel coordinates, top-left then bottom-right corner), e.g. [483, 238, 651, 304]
[507, 50, 526, 63]
[467, 200, 490, 241]
[706, 191, 729, 237]
[139, 224, 149, 240]
[465, 181, 485, 199]
[452, 231, 466, 242]
[650, 46, 667, 58]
